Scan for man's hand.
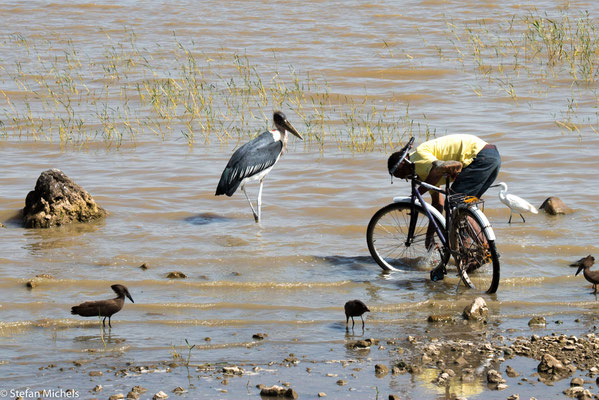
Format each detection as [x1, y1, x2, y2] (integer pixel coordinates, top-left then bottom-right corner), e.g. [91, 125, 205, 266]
[433, 160, 462, 180]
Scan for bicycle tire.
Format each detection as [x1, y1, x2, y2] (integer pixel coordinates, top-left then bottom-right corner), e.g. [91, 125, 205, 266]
[366, 202, 449, 272]
[450, 206, 500, 294]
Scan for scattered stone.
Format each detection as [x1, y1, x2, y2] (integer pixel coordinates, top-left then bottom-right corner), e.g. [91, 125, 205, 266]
[336, 380, 347, 386]
[258, 384, 298, 399]
[537, 354, 571, 377]
[507, 395, 519, 400]
[25, 274, 56, 289]
[528, 316, 547, 327]
[166, 271, 186, 279]
[487, 369, 506, 384]
[88, 370, 102, 376]
[139, 263, 148, 270]
[126, 392, 140, 400]
[427, 314, 455, 323]
[131, 386, 147, 394]
[253, 333, 268, 340]
[153, 391, 168, 400]
[317, 393, 326, 397]
[172, 387, 186, 394]
[506, 365, 520, 377]
[563, 386, 590, 398]
[375, 364, 389, 377]
[92, 385, 102, 392]
[223, 366, 244, 375]
[496, 383, 508, 390]
[389, 395, 400, 400]
[109, 395, 125, 400]
[22, 168, 107, 228]
[570, 377, 584, 387]
[463, 297, 488, 322]
[539, 197, 569, 215]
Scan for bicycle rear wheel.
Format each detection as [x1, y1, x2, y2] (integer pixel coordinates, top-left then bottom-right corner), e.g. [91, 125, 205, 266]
[367, 203, 449, 272]
[450, 206, 500, 294]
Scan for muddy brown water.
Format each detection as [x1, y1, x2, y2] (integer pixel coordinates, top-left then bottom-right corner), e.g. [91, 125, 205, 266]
[2, 1, 599, 399]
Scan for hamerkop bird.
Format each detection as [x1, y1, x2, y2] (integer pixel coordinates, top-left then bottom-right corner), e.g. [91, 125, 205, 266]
[344, 300, 370, 328]
[71, 284, 134, 328]
[571, 255, 598, 294]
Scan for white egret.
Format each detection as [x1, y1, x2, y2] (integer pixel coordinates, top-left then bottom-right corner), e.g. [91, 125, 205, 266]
[492, 182, 538, 223]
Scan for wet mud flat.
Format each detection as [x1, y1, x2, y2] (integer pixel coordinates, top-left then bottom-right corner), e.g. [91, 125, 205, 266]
[13, 313, 599, 400]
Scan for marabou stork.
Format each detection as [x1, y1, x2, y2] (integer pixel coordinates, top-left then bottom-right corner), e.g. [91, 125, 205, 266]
[215, 111, 303, 222]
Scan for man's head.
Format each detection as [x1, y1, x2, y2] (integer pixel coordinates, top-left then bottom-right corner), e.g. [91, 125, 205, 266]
[388, 151, 411, 179]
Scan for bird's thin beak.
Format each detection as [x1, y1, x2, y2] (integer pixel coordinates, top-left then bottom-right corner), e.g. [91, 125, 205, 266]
[576, 266, 584, 276]
[283, 118, 303, 140]
[490, 184, 500, 188]
[126, 292, 134, 303]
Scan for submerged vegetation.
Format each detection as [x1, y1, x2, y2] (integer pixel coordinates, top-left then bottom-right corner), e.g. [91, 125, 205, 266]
[1, 9, 598, 150]
[442, 9, 599, 134]
[0, 29, 425, 151]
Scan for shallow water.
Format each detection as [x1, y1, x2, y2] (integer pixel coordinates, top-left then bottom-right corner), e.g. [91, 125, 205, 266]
[2, 1, 599, 399]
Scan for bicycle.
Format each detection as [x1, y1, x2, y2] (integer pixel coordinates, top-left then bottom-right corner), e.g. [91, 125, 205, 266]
[366, 137, 500, 294]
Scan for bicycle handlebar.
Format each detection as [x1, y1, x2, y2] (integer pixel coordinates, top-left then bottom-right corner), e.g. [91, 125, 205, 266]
[389, 137, 415, 176]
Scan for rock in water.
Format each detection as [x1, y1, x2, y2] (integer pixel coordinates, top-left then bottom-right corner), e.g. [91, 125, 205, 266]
[22, 169, 106, 228]
[463, 297, 488, 322]
[539, 197, 569, 215]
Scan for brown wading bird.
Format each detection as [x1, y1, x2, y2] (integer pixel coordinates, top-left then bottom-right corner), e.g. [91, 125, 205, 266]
[71, 284, 134, 328]
[344, 300, 370, 328]
[571, 255, 598, 293]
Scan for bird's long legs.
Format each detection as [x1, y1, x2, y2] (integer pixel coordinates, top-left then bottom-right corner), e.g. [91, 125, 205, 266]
[242, 186, 259, 222]
[256, 180, 264, 223]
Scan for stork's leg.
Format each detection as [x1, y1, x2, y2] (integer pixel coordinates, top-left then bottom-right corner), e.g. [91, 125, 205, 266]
[361, 315, 365, 328]
[102, 316, 107, 327]
[520, 213, 526, 223]
[508, 211, 513, 224]
[351, 316, 355, 328]
[256, 180, 264, 223]
[108, 316, 112, 329]
[241, 186, 258, 221]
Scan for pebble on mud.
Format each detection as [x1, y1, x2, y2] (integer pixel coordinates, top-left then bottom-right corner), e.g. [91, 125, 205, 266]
[109, 395, 125, 400]
[506, 365, 520, 377]
[375, 364, 389, 377]
[317, 393, 326, 397]
[153, 391, 168, 400]
[25, 274, 55, 288]
[528, 316, 547, 327]
[258, 384, 298, 399]
[172, 387, 186, 394]
[463, 297, 488, 322]
[253, 333, 268, 340]
[166, 271, 186, 279]
[92, 385, 102, 392]
[222, 366, 244, 375]
[487, 369, 506, 384]
[427, 314, 455, 323]
[139, 263, 148, 270]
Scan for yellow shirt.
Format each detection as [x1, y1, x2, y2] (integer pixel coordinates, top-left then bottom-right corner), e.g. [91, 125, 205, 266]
[410, 134, 487, 180]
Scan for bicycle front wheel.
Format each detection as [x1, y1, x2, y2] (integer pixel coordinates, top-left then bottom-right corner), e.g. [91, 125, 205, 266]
[367, 203, 448, 272]
[451, 206, 500, 294]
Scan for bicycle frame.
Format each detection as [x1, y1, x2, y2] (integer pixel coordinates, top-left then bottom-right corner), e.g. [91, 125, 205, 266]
[405, 173, 452, 252]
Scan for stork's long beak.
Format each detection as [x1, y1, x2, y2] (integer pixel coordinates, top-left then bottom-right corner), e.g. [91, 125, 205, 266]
[126, 291, 134, 303]
[283, 118, 303, 140]
[576, 265, 584, 276]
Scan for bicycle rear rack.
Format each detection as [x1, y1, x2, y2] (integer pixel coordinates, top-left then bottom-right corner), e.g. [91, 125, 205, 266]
[447, 193, 485, 210]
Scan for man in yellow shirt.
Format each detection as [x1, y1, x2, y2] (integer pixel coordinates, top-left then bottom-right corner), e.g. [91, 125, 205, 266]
[388, 134, 501, 212]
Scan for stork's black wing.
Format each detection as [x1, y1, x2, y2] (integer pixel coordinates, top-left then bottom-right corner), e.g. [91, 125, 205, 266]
[216, 131, 283, 196]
